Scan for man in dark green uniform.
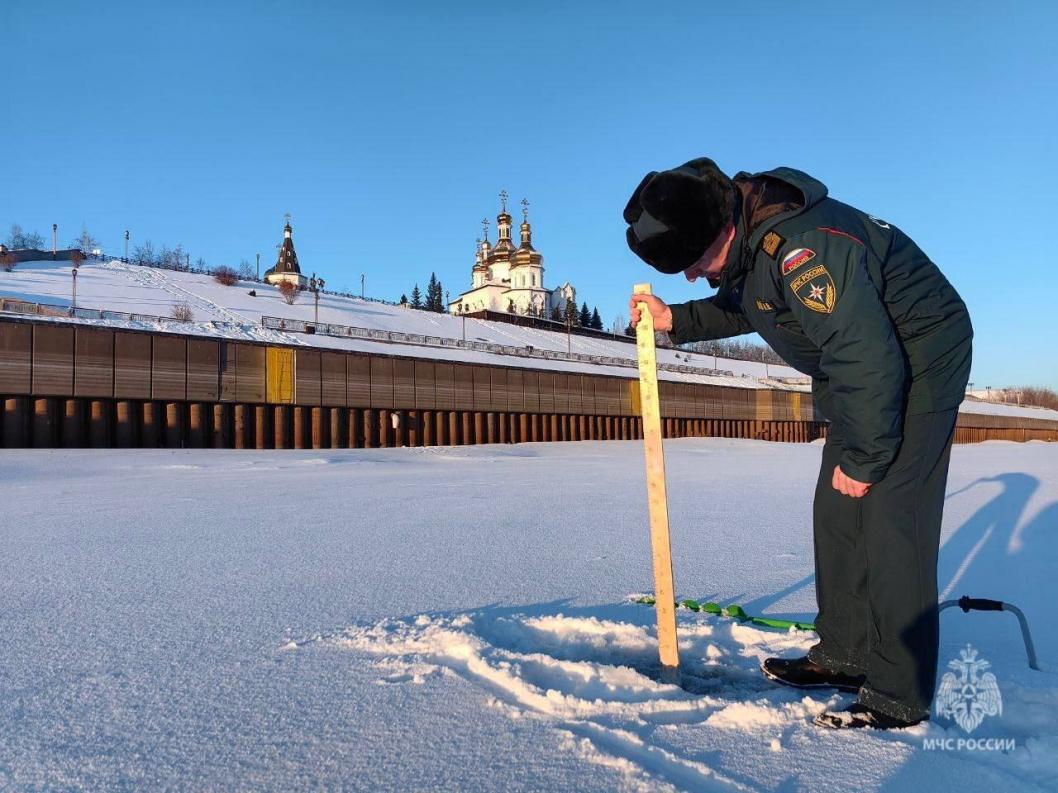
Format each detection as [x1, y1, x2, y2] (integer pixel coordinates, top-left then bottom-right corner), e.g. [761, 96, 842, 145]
[625, 157, 973, 730]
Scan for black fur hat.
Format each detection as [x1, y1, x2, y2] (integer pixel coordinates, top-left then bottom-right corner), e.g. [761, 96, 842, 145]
[623, 157, 735, 274]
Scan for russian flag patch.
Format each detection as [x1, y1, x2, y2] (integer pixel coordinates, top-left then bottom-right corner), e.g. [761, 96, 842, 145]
[781, 247, 815, 275]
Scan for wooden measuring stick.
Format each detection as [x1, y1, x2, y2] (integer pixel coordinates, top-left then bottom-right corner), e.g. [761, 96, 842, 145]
[633, 283, 680, 681]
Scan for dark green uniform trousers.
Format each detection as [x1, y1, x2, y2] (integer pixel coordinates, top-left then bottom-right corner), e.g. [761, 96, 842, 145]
[806, 408, 959, 722]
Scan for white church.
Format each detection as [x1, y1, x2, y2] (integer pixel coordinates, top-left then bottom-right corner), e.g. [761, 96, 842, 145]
[448, 193, 575, 318]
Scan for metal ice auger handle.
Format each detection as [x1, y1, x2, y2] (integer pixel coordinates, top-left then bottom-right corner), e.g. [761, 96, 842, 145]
[939, 596, 1039, 670]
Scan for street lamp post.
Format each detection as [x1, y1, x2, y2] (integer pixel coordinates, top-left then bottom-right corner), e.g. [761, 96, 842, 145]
[309, 272, 325, 325]
[360, 273, 365, 299]
[124, 230, 130, 262]
[52, 224, 57, 260]
[256, 253, 260, 280]
[71, 268, 77, 311]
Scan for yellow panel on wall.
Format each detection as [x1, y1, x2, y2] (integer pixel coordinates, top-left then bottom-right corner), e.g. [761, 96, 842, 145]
[266, 347, 294, 403]
[754, 389, 769, 421]
[630, 379, 642, 416]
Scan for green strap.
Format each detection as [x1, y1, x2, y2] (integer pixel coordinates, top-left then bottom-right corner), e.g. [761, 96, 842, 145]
[634, 596, 816, 632]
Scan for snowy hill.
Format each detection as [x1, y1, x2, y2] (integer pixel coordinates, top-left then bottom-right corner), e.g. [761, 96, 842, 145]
[3, 258, 1058, 422]
[0, 258, 807, 389]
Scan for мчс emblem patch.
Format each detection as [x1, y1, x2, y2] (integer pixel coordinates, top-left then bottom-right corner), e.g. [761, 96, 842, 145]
[780, 247, 815, 275]
[788, 264, 837, 314]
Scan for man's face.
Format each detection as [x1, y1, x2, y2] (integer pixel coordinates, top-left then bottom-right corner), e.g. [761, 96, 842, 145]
[682, 222, 736, 287]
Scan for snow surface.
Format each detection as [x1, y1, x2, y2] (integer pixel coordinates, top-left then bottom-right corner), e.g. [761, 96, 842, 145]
[1, 439, 1056, 791]
[957, 400, 1058, 421]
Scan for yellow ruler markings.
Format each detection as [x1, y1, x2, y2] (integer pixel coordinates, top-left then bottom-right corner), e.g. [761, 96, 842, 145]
[633, 283, 680, 681]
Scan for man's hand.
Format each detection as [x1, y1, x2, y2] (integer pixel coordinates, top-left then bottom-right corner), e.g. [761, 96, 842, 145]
[629, 293, 673, 333]
[832, 465, 871, 498]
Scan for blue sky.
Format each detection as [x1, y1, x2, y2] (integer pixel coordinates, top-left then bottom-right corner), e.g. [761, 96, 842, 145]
[4, 1, 1056, 388]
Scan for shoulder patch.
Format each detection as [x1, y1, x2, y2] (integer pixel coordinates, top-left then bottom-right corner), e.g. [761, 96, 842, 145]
[789, 264, 837, 314]
[761, 231, 784, 258]
[780, 247, 815, 275]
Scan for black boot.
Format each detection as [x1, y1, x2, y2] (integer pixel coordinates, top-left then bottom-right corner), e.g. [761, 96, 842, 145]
[760, 655, 865, 693]
[813, 703, 926, 730]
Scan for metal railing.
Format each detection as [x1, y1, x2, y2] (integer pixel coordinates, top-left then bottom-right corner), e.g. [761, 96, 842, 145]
[0, 296, 239, 331]
[260, 315, 740, 379]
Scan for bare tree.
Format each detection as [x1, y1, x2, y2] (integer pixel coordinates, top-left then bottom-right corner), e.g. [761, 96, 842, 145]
[5, 224, 25, 249]
[212, 265, 238, 286]
[132, 240, 156, 265]
[6, 224, 44, 250]
[682, 338, 786, 366]
[70, 224, 99, 255]
[1013, 386, 1058, 411]
[69, 249, 84, 269]
[1, 251, 16, 272]
[238, 259, 255, 280]
[172, 244, 187, 270]
[277, 280, 299, 305]
[170, 301, 194, 322]
[158, 245, 179, 269]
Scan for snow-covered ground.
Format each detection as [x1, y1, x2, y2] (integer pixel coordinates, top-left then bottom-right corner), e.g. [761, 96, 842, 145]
[958, 399, 1058, 421]
[1, 439, 1056, 791]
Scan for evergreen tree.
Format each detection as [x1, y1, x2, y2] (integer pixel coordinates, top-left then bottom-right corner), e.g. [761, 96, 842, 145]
[579, 301, 591, 327]
[550, 305, 563, 322]
[425, 273, 445, 312]
[400, 293, 408, 305]
[590, 306, 603, 330]
[564, 297, 578, 326]
[426, 273, 438, 310]
[625, 320, 636, 336]
[410, 283, 423, 309]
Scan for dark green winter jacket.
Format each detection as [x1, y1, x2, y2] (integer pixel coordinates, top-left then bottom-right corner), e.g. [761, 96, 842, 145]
[668, 168, 973, 483]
